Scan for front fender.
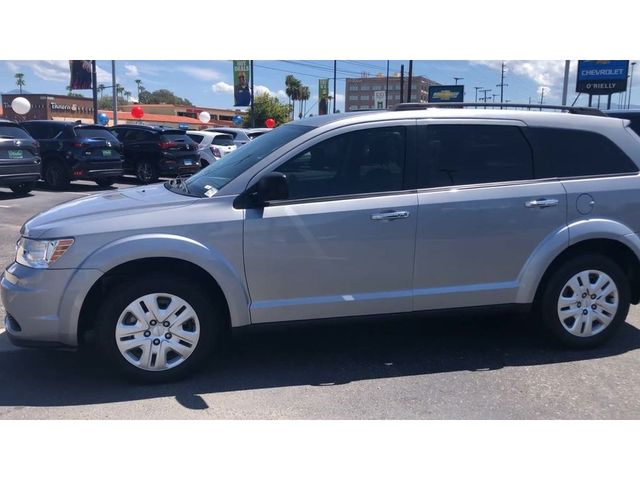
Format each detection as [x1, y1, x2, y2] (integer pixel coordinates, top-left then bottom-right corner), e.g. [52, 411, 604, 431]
[67, 233, 251, 329]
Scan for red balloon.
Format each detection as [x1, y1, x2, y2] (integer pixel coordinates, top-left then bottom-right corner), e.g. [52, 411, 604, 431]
[131, 106, 144, 119]
[265, 118, 275, 128]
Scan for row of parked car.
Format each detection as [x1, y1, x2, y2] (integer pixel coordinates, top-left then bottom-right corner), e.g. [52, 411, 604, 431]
[0, 119, 273, 194]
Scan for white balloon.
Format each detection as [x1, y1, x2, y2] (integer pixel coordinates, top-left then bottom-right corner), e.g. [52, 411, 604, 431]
[198, 111, 211, 123]
[11, 97, 31, 115]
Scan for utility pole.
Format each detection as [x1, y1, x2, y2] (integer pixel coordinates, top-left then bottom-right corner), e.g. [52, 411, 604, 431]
[91, 60, 98, 124]
[399, 64, 404, 105]
[474, 86, 482, 102]
[333, 60, 337, 113]
[479, 88, 491, 108]
[561, 60, 570, 106]
[492, 94, 499, 103]
[407, 60, 413, 103]
[540, 87, 546, 106]
[454, 77, 463, 85]
[628, 61, 637, 109]
[111, 60, 117, 125]
[385, 60, 390, 109]
[496, 61, 508, 109]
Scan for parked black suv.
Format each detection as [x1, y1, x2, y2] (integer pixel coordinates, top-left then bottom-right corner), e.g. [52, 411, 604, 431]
[21, 121, 123, 189]
[109, 125, 200, 183]
[0, 120, 41, 194]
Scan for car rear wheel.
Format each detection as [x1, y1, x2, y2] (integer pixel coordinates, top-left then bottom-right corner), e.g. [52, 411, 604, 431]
[43, 160, 70, 190]
[136, 160, 159, 184]
[537, 254, 630, 348]
[96, 274, 223, 382]
[10, 182, 35, 195]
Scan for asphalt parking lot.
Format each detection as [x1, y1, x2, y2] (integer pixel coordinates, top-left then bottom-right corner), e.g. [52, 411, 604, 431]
[1, 180, 640, 419]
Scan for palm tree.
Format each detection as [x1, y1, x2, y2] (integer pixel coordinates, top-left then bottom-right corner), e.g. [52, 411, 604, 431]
[97, 83, 106, 99]
[135, 79, 142, 101]
[285, 75, 301, 120]
[14, 73, 25, 94]
[116, 84, 124, 100]
[124, 91, 131, 103]
[298, 85, 310, 118]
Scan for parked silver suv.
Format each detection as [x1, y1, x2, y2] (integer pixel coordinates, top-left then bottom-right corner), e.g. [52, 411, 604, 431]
[3, 104, 640, 382]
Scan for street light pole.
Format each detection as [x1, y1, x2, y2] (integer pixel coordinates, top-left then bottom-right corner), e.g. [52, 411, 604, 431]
[628, 61, 637, 110]
[496, 61, 508, 108]
[474, 86, 482, 102]
[454, 77, 463, 85]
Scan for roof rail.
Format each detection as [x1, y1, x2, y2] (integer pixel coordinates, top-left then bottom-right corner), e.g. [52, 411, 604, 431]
[391, 102, 607, 117]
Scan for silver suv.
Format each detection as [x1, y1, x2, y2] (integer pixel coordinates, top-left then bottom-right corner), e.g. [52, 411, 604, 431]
[3, 104, 640, 382]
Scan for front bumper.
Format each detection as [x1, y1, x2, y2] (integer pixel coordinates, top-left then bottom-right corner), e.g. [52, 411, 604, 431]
[1, 262, 103, 347]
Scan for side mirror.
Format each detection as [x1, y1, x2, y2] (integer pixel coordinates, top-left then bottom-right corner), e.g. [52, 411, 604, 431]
[256, 172, 289, 205]
[234, 172, 289, 209]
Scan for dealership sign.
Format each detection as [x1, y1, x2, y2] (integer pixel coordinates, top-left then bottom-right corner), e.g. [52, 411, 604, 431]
[428, 85, 464, 103]
[576, 60, 629, 95]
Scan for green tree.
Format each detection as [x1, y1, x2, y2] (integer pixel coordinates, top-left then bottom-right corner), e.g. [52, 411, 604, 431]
[298, 85, 310, 119]
[98, 95, 129, 109]
[116, 84, 124, 100]
[285, 75, 301, 120]
[144, 88, 192, 106]
[14, 72, 25, 94]
[97, 83, 106, 98]
[124, 90, 131, 102]
[244, 92, 290, 128]
[135, 79, 142, 101]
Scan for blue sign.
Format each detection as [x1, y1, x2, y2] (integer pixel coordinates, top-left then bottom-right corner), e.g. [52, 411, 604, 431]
[576, 60, 629, 94]
[178, 123, 189, 130]
[428, 85, 464, 103]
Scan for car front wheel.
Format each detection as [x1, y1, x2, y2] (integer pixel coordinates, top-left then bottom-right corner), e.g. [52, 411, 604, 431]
[538, 254, 630, 348]
[136, 160, 159, 184]
[96, 274, 222, 382]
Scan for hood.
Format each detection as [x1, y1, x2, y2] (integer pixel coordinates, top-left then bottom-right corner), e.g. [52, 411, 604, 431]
[22, 183, 198, 239]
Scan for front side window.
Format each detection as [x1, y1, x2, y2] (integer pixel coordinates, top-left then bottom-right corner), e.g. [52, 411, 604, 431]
[527, 127, 638, 178]
[275, 126, 407, 201]
[417, 124, 534, 188]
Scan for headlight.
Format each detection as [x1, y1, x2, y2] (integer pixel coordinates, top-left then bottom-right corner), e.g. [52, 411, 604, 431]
[16, 237, 74, 269]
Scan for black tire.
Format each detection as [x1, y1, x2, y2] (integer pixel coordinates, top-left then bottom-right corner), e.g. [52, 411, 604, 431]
[10, 182, 35, 195]
[536, 253, 630, 348]
[95, 177, 116, 188]
[136, 160, 159, 184]
[96, 274, 224, 382]
[43, 159, 70, 190]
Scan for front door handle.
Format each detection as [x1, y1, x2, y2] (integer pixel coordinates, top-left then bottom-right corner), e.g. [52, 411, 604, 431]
[371, 211, 410, 221]
[525, 198, 559, 209]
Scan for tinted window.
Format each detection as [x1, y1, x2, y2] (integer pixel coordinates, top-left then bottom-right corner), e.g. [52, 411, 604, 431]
[23, 123, 64, 139]
[185, 124, 314, 196]
[125, 129, 156, 142]
[527, 127, 638, 178]
[74, 127, 119, 141]
[275, 127, 406, 200]
[161, 133, 191, 142]
[0, 125, 32, 139]
[418, 125, 533, 188]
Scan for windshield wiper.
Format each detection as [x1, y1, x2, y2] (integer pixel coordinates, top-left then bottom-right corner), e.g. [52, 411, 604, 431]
[166, 174, 193, 195]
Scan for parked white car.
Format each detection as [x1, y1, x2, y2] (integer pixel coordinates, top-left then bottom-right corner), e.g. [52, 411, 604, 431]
[186, 130, 237, 167]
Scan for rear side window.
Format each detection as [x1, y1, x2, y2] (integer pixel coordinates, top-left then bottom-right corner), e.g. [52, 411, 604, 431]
[527, 127, 638, 178]
[161, 133, 191, 142]
[0, 125, 32, 139]
[125, 129, 156, 142]
[187, 133, 204, 143]
[417, 124, 534, 188]
[23, 123, 64, 139]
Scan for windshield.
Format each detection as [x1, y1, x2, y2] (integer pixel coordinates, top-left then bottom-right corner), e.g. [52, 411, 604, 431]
[185, 124, 314, 197]
[0, 125, 32, 139]
[75, 127, 119, 142]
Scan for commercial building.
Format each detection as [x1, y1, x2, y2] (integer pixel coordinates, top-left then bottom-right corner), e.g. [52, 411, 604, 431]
[1, 94, 245, 129]
[1, 93, 95, 122]
[345, 74, 441, 111]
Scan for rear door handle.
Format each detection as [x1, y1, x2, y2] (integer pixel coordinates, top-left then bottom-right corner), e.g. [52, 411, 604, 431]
[371, 211, 410, 221]
[525, 198, 559, 208]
